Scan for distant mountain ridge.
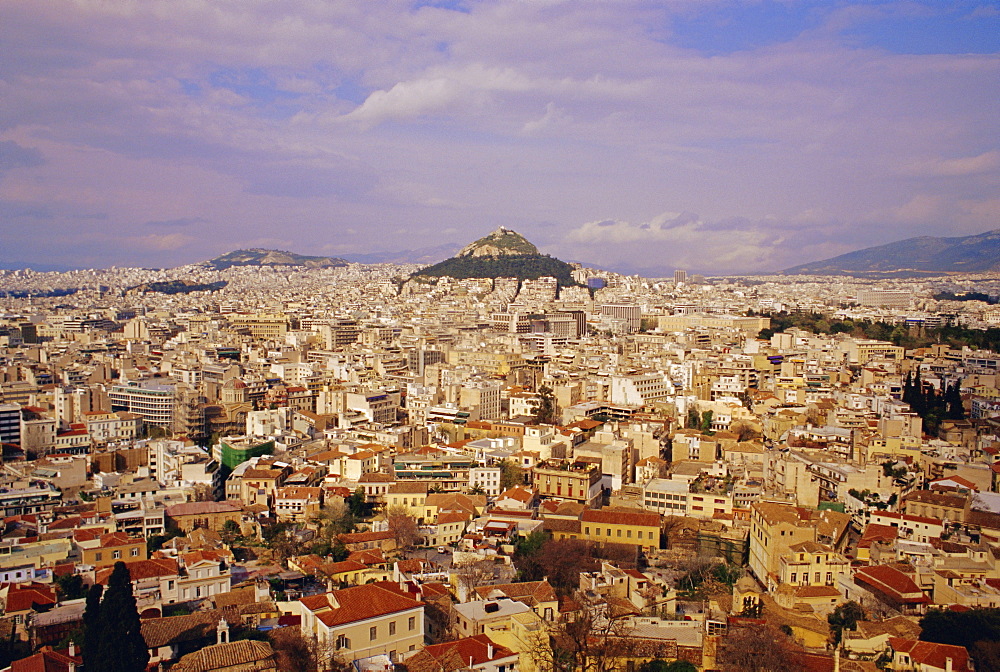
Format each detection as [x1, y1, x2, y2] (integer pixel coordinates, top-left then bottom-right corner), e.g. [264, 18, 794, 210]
[784, 229, 1000, 276]
[413, 228, 578, 286]
[201, 248, 349, 270]
[340, 243, 461, 265]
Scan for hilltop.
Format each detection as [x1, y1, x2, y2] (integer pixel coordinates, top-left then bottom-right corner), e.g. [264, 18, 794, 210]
[201, 249, 349, 271]
[784, 228, 1000, 277]
[413, 228, 578, 286]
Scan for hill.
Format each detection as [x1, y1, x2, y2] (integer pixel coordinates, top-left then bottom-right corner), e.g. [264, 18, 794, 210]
[202, 249, 348, 271]
[413, 228, 578, 286]
[784, 229, 1000, 276]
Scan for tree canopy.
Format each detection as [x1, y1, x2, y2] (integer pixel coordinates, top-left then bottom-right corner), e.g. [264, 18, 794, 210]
[83, 562, 149, 672]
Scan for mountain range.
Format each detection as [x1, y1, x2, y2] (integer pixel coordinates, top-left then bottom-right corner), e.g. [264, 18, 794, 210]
[200, 249, 349, 271]
[784, 229, 1000, 276]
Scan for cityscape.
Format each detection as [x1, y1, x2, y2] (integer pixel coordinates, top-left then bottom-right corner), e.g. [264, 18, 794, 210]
[2, 2, 1000, 672]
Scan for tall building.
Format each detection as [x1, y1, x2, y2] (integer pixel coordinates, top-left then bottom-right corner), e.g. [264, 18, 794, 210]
[674, 269, 687, 284]
[598, 303, 641, 333]
[109, 381, 175, 428]
[0, 404, 20, 445]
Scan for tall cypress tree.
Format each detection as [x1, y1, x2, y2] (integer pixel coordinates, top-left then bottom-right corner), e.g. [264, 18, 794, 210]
[912, 368, 925, 415]
[947, 381, 966, 420]
[83, 584, 104, 672]
[93, 562, 149, 672]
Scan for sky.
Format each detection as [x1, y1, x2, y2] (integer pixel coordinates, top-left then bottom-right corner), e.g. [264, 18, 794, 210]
[1, 0, 998, 276]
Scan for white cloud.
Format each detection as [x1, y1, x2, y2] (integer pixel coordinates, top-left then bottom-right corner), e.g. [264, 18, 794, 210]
[903, 151, 1000, 177]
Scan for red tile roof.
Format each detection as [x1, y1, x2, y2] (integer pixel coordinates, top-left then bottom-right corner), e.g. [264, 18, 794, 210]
[11, 647, 81, 672]
[888, 637, 970, 672]
[299, 581, 423, 627]
[96, 558, 178, 584]
[854, 565, 929, 604]
[4, 584, 56, 613]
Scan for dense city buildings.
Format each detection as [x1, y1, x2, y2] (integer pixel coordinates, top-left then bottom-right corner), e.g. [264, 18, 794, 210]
[2, 260, 1000, 671]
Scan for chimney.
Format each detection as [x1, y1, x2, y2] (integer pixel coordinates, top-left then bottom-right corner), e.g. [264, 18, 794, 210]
[68, 641, 76, 657]
[487, 642, 494, 659]
[833, 647, 839, 672]
[946, 657, 953, 672]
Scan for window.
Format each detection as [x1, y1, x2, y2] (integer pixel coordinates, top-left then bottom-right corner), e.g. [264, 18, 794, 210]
[370, 626, 377, 641]
[336, 635, 350, 650]
[408, 616, 416, 630]
[131, 548, 140, 556]
[627, 530, 632, 538]
[113, 550, 122, 560]
[389, 622, 396, 636]
[95, 552, 103, 562]
[790, 573, 797, 583]
[607, 529, 612, 536]
[617, 529, 622, 537]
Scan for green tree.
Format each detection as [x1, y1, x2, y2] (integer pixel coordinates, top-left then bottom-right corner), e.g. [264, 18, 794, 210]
[499, 459, 525, 491]
[638, 660, 697, 672]
[220, 519, 242, 546]
[55, 573, 88, 601]
[82, 584, 103, 670]
[828, 600, 865, 645]
[347, 487, 371, 518]
[534, 384, 558, 425]
[700, 411, 714, 433]
[85, 562, 149, 672]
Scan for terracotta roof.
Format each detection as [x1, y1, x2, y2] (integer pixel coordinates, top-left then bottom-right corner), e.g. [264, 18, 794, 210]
[170, 639, 278, 672]
[794, 585, 841, 598]
[406, 635, 515, 672]
[437, 512, 470, 525]
[902, 490, 967, 509]
[473, 580, 557, 607]
[96, 558, 178, 584]
[542, 518, 582, 534]
[317, 560, 367, 577]
[298, 581, 423, 627]
[11, 647, 81, 672]
[346, 549, 387, 566]
[497, 487, 534, 503]
[242, 468, 283, 480]
[888, 637, 970, 672]
[4, 583, 57, 613]
[858, 523, 898, 548]
[854, 565, 929, 604]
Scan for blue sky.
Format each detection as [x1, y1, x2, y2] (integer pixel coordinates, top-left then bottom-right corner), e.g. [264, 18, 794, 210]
[0, 0, 998, 275]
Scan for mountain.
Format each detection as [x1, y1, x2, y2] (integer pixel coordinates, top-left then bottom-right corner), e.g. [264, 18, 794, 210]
[784, 229, 1000, 276]
[413, 228, 578, 286]
[202, 249, 349, 271]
